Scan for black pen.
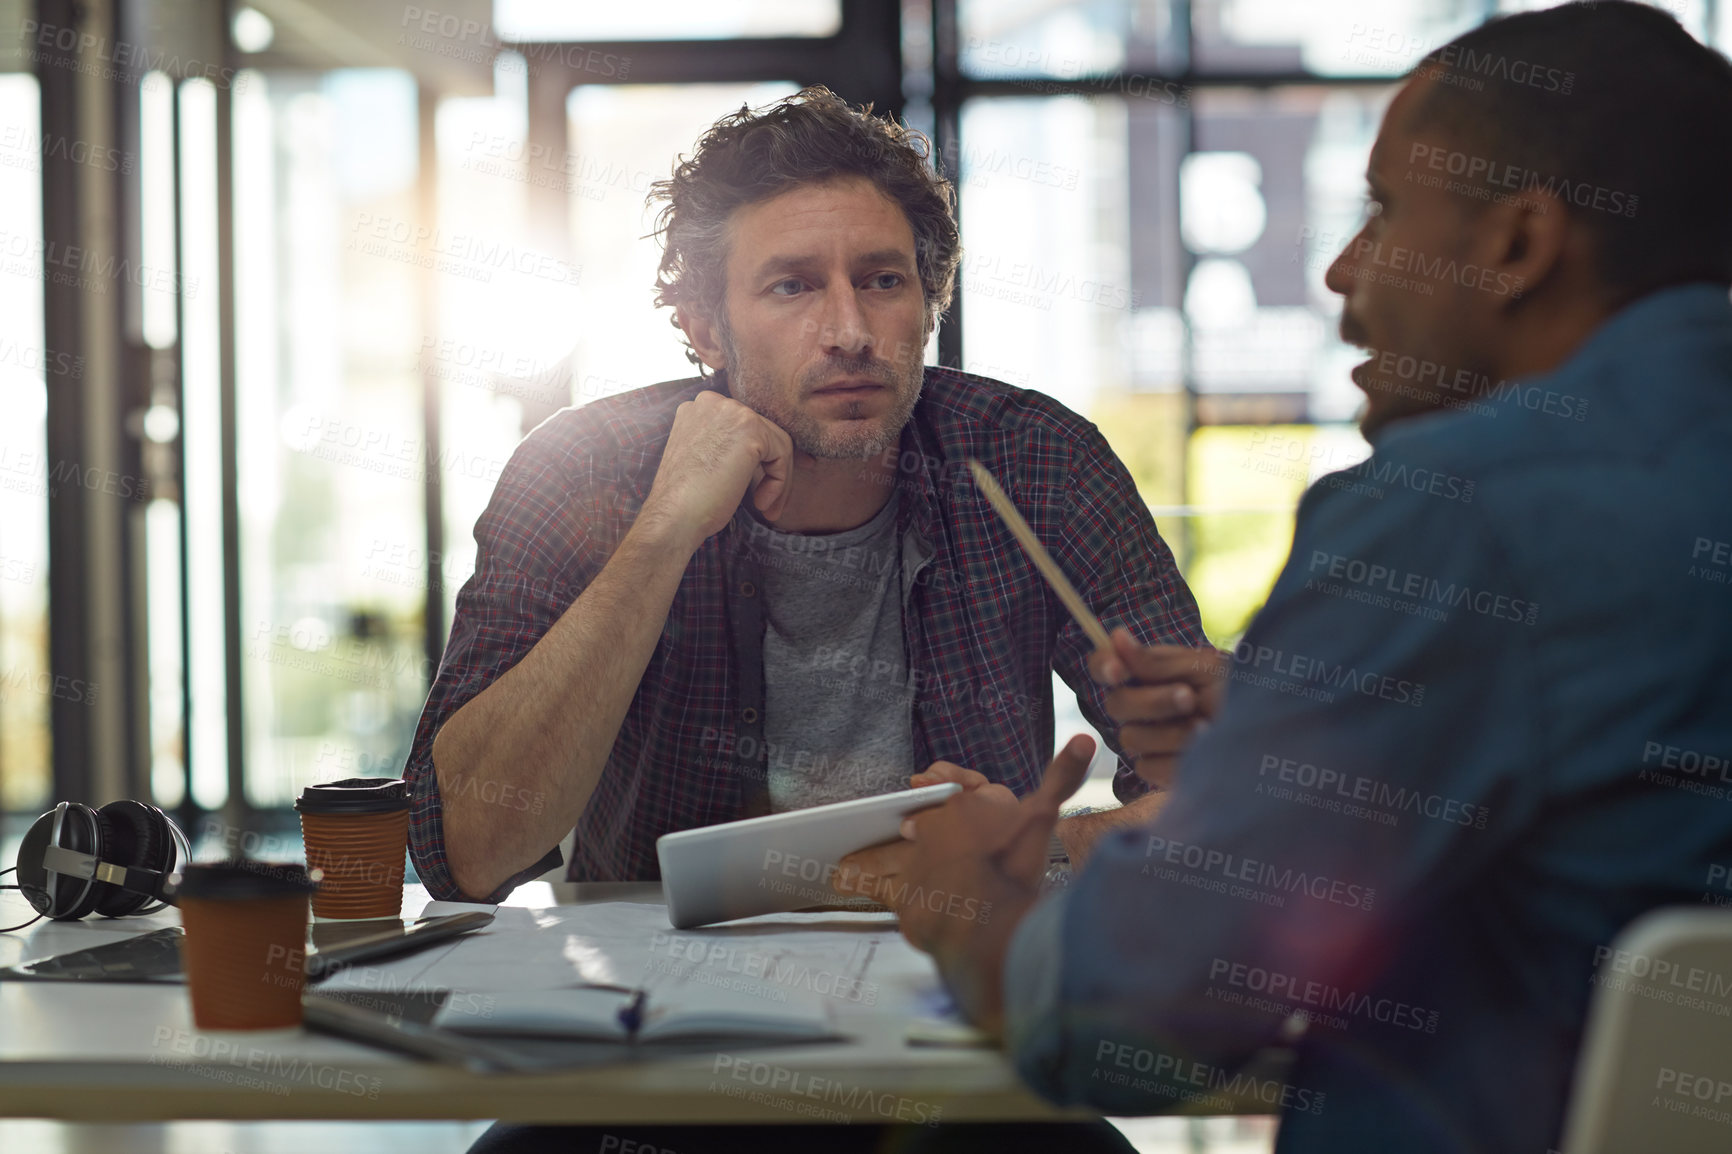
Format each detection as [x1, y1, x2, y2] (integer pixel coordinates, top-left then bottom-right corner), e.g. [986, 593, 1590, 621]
[617, 988, 648, 1038]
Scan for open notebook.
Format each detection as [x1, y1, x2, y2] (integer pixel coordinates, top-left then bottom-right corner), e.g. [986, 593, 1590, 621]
[431, 981, 837, 1043]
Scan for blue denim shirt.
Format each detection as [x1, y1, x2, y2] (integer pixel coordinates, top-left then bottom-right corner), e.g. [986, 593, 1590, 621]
[1003, 283, 1732, 1154]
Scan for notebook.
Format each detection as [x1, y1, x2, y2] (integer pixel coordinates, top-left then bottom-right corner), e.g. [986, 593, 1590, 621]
[304, 985, 843, 1074]
[432, 982, 838, 1043]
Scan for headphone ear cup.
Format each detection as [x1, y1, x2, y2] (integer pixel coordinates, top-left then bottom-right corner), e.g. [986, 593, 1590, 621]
[92, 800, 167, 917]
[49, 803, 103, 921]
[14, 809, 62, 917]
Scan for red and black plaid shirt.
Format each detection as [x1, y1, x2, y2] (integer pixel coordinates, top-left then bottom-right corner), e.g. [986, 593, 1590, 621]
[404, 368, 1205, 899]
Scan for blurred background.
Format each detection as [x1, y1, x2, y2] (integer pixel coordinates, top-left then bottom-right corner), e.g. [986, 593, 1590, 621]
[0, 1, 1725, 1148]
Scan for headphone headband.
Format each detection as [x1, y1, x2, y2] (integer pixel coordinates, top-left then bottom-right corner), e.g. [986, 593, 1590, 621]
[41, 843, 171, 898]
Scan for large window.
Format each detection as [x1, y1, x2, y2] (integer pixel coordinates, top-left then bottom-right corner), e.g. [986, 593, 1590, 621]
[951, 0, 1727, 805]
[233, 69, 436, 809]
[8, 0, 1722, 849]
[0, 74, 48, 816]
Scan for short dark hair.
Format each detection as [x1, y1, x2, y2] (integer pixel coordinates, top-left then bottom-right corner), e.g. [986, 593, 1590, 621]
[648, 86, 960, 370]
[1408, 0, 1732, 304]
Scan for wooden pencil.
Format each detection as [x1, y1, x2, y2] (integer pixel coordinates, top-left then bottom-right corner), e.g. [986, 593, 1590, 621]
[966, 458, 1114, 651]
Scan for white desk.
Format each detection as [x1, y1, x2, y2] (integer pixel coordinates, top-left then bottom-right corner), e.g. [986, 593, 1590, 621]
[0, 882, 1093, 1125]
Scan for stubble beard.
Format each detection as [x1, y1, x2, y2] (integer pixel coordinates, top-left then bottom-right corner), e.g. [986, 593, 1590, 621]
[723, 329, 925, 460]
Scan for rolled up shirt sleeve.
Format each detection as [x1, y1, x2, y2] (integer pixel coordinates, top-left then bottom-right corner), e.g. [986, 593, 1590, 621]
[402, 424, 619, 902]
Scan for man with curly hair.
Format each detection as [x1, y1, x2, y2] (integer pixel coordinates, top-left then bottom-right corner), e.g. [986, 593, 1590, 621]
[403, 87, 1204, 928]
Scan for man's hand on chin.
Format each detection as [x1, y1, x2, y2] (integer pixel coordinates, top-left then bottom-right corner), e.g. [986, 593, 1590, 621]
[886, 735, 1096, 1037]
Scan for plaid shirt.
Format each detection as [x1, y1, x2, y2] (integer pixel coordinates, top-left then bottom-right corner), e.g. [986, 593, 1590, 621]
[404, 368, 1205, 900]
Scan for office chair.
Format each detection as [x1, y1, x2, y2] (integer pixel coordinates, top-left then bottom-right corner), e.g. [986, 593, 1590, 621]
[1560, 907, 1732, 1154]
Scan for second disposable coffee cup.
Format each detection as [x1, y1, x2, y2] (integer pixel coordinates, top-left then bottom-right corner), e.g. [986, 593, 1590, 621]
[176, 861, 319, 1030]
[295, 777, 410, 919]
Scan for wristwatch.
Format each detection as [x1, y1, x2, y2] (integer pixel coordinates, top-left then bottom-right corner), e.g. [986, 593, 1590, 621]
[1041, 806, 1097, 892]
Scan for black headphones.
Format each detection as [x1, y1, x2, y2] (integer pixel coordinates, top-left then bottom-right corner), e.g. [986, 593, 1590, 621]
[6, 800, 191, 925]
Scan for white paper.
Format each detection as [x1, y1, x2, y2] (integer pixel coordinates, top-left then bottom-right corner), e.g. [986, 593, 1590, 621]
[433, 986, 633, 1039]
[316, 900, 943, 1022]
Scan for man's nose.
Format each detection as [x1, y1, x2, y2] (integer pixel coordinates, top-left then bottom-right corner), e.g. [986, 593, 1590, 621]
[1323, 227, 1369, 298]
[816, 288, 872, 356]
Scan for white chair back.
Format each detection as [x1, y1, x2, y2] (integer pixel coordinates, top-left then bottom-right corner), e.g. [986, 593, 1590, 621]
[1562, 908, 1732, 1154]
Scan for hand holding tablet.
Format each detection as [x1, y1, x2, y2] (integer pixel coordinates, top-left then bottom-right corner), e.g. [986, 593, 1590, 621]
[656, 784, 962, 929]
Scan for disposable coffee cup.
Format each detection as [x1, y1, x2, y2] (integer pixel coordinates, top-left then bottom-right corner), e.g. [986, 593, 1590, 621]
[295, 778, 411, 920]
[176, 861, 319, 1031]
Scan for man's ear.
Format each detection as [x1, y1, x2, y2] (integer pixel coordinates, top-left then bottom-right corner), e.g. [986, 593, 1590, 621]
[1479, 186, 1573, 307]
[678, 306, 729, 373]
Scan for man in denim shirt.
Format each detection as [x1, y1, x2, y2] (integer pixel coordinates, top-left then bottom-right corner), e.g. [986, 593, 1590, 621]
[882, 5, 1732, 1152]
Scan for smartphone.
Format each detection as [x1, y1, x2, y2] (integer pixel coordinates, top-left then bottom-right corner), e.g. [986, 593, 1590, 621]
[304, 910, 494, 981]
[0, 910, 494, 983]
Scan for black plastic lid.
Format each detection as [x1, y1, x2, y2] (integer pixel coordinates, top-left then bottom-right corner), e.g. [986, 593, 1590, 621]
[174, 860, 320, 902]
[294, 777, 410, 815]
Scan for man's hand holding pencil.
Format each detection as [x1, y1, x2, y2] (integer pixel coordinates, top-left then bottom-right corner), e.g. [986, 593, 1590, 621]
[966, 457, 1225, 788]
[1087, 628, 1226, 787]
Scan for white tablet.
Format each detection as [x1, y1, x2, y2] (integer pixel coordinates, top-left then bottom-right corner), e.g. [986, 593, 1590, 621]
[656, 784, 963, 929]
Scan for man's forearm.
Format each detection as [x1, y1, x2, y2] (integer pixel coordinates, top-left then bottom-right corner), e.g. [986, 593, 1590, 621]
[1056, 792, 1166, 867]
[431, 514, 698, 898]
